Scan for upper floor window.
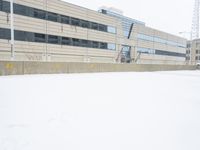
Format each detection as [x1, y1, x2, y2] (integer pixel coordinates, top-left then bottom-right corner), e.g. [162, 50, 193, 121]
[34, 9, 46, 19]
[91, 41, 99, 48]
[107, 26, 116, 34]
[108, 43, 116, 50]
[81, 20, 89, 28]
[100, 42, 107, 49]
[91, 22, 98, 30]
[47, 12, 58, 22]
[81, 40, 89, 47]
[71, 18, 80, 26]
[2, 1, 10, 12]
[62, 37, 71, 45]
[34, 33, 46, 42]
[48, 35, 59, 44]
[61, 15, 70, 24]
[99, 24, 107, 32]
[72, 38, 81, 46]
[0, 28, 10, 40]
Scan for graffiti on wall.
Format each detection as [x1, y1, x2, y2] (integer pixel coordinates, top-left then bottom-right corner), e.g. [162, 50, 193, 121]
[25, 54, 43, 61]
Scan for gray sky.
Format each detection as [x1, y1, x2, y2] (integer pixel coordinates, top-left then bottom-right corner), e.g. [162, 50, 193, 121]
[63, 0, 193, 39]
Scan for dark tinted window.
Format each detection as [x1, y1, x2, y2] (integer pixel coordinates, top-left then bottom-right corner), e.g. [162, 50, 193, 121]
[0, 28, 10, 40]
[102, 9, 107, 14]
[91, 22, 98, 30]
[61, 15, 70, 24]
[100, 42, 107, 49]
[81, 20, 89, 28]
[34, 9, 46, 19]
[0, 0, 3, 11]
[2, 1, 10, 13]
[81, 40, 88, 47]
[47, 12, 58, 22]
[62, 37, 71, 45]
[91, 41, 99, 48]
[71, 18, 80, 26]
[14, 31, 26, 41]
[72, 38, 80, 46]
[48, 35, 59, 44]
[99, 24, 107, 32]
[14, 4, 29, 16]
[34, 33, 46, 42]
[155, 50, 186, 57]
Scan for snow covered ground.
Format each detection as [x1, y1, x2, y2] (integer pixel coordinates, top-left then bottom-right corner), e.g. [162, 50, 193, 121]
[0, 71, 200, 150]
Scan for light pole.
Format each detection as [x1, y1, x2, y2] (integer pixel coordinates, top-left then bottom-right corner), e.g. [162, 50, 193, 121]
[10, 0, 14, 60]
[179, 31, 192, 65]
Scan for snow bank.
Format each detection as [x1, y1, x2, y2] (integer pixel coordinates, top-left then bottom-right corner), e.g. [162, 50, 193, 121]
[0, 71, 200, 150]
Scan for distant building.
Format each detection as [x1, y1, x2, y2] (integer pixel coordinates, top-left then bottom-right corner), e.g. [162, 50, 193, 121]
[186, 39, 200, 65]
[0, 0, 186, 64]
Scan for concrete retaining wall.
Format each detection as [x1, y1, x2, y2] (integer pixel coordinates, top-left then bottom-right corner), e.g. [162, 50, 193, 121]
[0, 61, 198, 76]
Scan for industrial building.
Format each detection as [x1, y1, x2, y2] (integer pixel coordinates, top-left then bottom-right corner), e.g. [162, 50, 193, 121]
[186, 39, 200, 65]
[0, 0, 186, 64]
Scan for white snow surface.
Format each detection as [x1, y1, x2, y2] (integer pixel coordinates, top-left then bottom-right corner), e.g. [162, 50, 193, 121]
[0, 71, 200, 150]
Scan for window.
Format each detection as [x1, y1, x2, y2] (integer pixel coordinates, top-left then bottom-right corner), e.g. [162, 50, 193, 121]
[108, 43, 116, 50]
[196, 56, 198, 60]
[47, 12, 58, 22]
[14, 4, 29, 16]
[196, 50, 199, 54]
[186, 50, 190, 54]
[137, 34, 154, 42]
[91, 22, 98, 30]
[34, 33, 46, 43]
[101, 9, 107, 14]
[107, 26, 116, 34]
[187, 43, 191, 48]
[62, 37, 71, 45]
[0, 28, 10, 40]
[0, 0, 3, 11]
[72, 38, 80, 46]
[91, 41, 99, 48]
[2, 1, 10, 13]
[34, 9, 46, 19]
[80, 20, 89, 28]
[61, 15, 70, 24]
[71, 18, 80, 26]
[48, 35, 59, 44]
[81, 40, 89, 47]
[14, 31, 26, 41]
[155, 49, 185, 57]
[99, 24, 107, 32]
[99, 42, 107, 49]
[137, 47, 155, 54]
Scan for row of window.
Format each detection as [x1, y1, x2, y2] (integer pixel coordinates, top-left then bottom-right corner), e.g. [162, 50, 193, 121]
[0, 0, 116, 34]
[196, 56, 200, 60]
[196, 50, 200, 54]
[137, 47, 186, 58]
[186, 50, 190, 54]
[0, 28, 116, 50]
[137, 33, 186, 48]
[187, 43, 191, 48]
[137, 47, 155, 54]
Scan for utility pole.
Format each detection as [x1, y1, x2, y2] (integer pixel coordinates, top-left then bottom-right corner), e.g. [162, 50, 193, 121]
[10, 0, 14, 60]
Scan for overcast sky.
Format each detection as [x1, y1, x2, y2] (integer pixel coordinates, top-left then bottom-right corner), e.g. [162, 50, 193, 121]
[63, 0, 194, 39]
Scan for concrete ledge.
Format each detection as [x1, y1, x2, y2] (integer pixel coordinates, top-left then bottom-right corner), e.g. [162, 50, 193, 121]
[0, 61, 198, 76]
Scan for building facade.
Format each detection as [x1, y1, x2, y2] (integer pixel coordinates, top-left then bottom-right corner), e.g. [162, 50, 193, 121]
[0, 0, 186, 64]
[186, 39, 200, 65]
